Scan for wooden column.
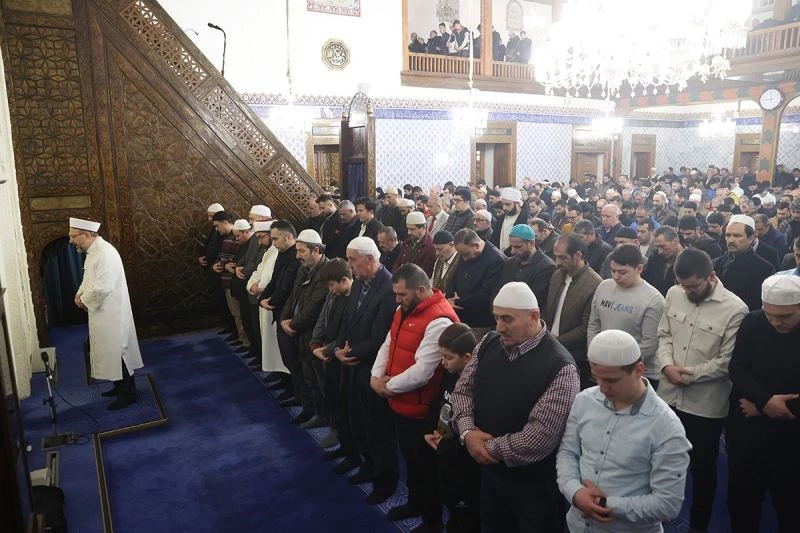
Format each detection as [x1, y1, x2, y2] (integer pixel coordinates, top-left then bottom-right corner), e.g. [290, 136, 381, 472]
[481, 0, 492, 79]
[757, 107, 782, 185]
[401, 0, 409, 71]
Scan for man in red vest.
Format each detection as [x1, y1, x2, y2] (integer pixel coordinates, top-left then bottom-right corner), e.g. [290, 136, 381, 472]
[371, 263, 459, 531]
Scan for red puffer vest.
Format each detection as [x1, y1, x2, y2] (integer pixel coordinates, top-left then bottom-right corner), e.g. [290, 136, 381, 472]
[386, 289, 459, 419]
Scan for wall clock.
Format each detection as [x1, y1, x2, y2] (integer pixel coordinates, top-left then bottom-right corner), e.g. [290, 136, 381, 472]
[759, 88, 783, 111]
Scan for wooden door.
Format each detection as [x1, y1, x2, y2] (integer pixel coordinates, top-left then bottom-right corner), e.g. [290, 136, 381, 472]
[740, 152, 759, 173]
[493, 143, 511, 187]
[313, 145, 341, 190]
[575, 153, 602, 180]
[633, 152, 652, 179]
[475, 144, 485, 184]
[733, 134, 761, 174]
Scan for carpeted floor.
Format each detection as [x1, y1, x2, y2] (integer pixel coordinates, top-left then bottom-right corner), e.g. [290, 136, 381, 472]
[21, 325, 780, 532]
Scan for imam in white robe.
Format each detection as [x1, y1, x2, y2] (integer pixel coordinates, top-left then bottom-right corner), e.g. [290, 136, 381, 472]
[77, 236, 143, 381]
[247, 245, 289, 373]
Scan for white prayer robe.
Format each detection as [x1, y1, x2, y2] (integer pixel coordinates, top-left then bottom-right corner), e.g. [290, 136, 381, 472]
[247, 245, 289, 373]
[77, 237, 143, 381]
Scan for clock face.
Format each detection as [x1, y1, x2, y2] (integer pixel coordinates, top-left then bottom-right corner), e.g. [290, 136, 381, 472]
[759, 89, 782, 111]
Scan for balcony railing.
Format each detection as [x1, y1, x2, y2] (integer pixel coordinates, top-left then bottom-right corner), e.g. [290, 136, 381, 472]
[407, 52, 483, 76]
[729, 21, 800, 59]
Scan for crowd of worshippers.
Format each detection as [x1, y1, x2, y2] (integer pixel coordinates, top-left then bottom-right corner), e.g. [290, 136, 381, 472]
[197, 167, 800, 533]
[408, 20, 532, 63]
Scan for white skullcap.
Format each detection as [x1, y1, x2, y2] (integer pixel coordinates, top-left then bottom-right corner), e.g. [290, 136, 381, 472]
[689, 193, 702, 203]
[207, 203, 224, 213]
[296, 229, 322, 245]
[566, 188, 578, 198]
[252, 221, 273, 233]
[762, 274, 800, 306]
[398, 198, 415, 208]
[69, 217, 101, 232]
[500, 187, 522, 204]
[760, 193, 776, 205]
[588, 329, 641, 366]
[385, 186, 399, 196]
[728, 214, 755, 230]
[406, 211, 426, 226]
[233, 219, 251, 231]
[250, 204, 271, 218]
[493, 282, 539, 310]
[474, 209, 492, 222]
[347, 236, 380, 256]
[474, 199, 487, 209]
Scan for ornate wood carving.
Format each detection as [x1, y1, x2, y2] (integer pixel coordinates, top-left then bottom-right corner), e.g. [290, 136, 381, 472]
[2, 0, 323, 338]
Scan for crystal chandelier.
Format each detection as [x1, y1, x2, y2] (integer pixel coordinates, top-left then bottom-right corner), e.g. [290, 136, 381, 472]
[535, 0, 752, 99]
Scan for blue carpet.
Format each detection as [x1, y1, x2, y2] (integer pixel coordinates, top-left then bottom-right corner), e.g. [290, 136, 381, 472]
[100, 330, 401, 533]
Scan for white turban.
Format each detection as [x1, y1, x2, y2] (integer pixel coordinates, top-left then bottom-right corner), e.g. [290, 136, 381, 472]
[69, 217, 101, 232]
[500, 187, 522, 204]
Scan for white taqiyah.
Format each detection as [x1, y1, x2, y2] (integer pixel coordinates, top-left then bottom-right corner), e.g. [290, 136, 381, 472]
[761, 274, 800, 306]
[588, 329, 641, 366]
[69, 217, 101, 232]
[493, 282, 539, 310]
[233, 219, 252, 231]
[207, 203, 224, 213]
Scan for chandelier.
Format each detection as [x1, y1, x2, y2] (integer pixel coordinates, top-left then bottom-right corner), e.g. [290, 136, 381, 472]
[536, 0, 752, 99]
[698, 116, 736, 137]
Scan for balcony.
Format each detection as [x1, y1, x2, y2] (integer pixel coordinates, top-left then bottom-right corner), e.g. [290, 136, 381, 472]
[401, 52, 540, 94]
[726, 21, 800, 80]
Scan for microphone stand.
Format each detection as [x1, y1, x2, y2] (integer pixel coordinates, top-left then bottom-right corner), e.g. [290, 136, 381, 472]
[208, 22, 227, 77]
[41, 352, 75, 449]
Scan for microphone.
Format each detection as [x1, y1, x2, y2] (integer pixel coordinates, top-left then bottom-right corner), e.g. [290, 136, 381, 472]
[41, 351, 52, 379]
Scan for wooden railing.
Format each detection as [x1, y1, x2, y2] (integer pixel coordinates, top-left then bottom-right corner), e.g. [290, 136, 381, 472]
[729, 21, 800, 59]
[408, 52, 482, 76]
[492, 60, 535, 81]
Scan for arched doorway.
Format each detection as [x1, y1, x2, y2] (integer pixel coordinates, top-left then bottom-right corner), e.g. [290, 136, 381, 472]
[40, 237, 86, 329]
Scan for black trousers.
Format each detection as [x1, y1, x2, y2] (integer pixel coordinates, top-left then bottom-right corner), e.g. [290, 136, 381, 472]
[238, 296, 260, 354]
[276, 328, 313, 412]
[727, 422, 800, 533]
[675, 409, 725, 530]
[394, 413, 441, 524]
[324, 362, 358, 458]
[480, 466, 565, 533]
[299, 346, 328, 419]
[349, 380, 399, 490]
[114, 361, 136, 401]
[212, 276, 236, 334]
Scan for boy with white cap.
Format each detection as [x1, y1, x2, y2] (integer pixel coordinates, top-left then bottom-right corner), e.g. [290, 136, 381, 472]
[727, 274, 800, 532]
[557, 330, 691, 532]
[69, 217, 144, 410]
[451, 282, 579, 532]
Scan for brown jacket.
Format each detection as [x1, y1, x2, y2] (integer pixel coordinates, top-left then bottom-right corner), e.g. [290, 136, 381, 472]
[544, 263, 602, 363]
[431, 253, 460, 294]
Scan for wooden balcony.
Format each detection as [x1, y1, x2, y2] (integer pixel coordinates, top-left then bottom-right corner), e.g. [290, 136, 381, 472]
[401, 52, 542, 94]
[726, 21, 800, 80]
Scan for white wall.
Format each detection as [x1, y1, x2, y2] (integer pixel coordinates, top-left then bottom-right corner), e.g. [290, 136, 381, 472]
[0, 51, 37, 399]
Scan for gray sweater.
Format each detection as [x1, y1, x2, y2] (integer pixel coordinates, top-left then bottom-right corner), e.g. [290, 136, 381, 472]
[587, 278, 665, 380]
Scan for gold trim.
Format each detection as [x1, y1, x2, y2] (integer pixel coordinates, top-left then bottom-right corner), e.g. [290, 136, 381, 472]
[93, 374, 169, 533]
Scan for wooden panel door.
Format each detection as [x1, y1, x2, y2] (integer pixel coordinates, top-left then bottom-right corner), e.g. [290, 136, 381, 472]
[493, 143, 511, 187]
[313, 146, 340, 190]
[575, 153, 602, 180]
[633, 152, 653, 179]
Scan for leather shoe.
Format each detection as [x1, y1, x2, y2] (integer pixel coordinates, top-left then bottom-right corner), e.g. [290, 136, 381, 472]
[291, 411, 314, 425]
[100, 388, 118, 397]
[299, 416, 329, 430]
[279, 398, 300, 408]
[223, 334, 238, 343]
[317, 431, 339, 448]
[106, 396, 136, 411]
[321, 448, 346, 461]
[331, 457, 359, 474]
[276, 390, 295, 401]
[235, 346, 250, 355]
[347, 469, 373, 485]
[267, 380, 288, 391]
[366, 486, 395, 505]
[387, 504, 422, 522]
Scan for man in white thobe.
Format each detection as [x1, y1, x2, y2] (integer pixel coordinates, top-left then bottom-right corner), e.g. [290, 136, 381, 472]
[247, 221, 289, 375]
[69, 217, 143, 410]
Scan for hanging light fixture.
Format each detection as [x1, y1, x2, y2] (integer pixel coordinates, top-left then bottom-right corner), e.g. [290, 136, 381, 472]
[270, 0, 313, 132]
[698, 115, 736, 137]
[535, 0, 751, 99]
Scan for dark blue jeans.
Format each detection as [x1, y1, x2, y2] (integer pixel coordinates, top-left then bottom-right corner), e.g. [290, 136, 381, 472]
[480, 466, 565, 533]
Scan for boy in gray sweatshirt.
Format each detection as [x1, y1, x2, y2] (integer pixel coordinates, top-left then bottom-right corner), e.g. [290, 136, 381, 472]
[588, 244, 665, 386]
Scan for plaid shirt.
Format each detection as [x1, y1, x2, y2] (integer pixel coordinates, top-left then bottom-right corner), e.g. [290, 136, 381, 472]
[217, 232, 241, 290]
[451, 322, 580, 467]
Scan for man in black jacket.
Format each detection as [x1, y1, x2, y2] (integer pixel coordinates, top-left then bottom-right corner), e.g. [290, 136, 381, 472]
[643, 226, 683, 297]
[199, 203, 235, 336]
[280, 229, 330, 427]
[261, 220, 301, 403]
[335, 236, 399, 505]
[573, 220, 612, 274]
[678, 215, 722, 259]
[354, 196, 384, 245]
[447, 228, 506, 337]
[713, 215, 776, 311]
[494, 224, 555, 316]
